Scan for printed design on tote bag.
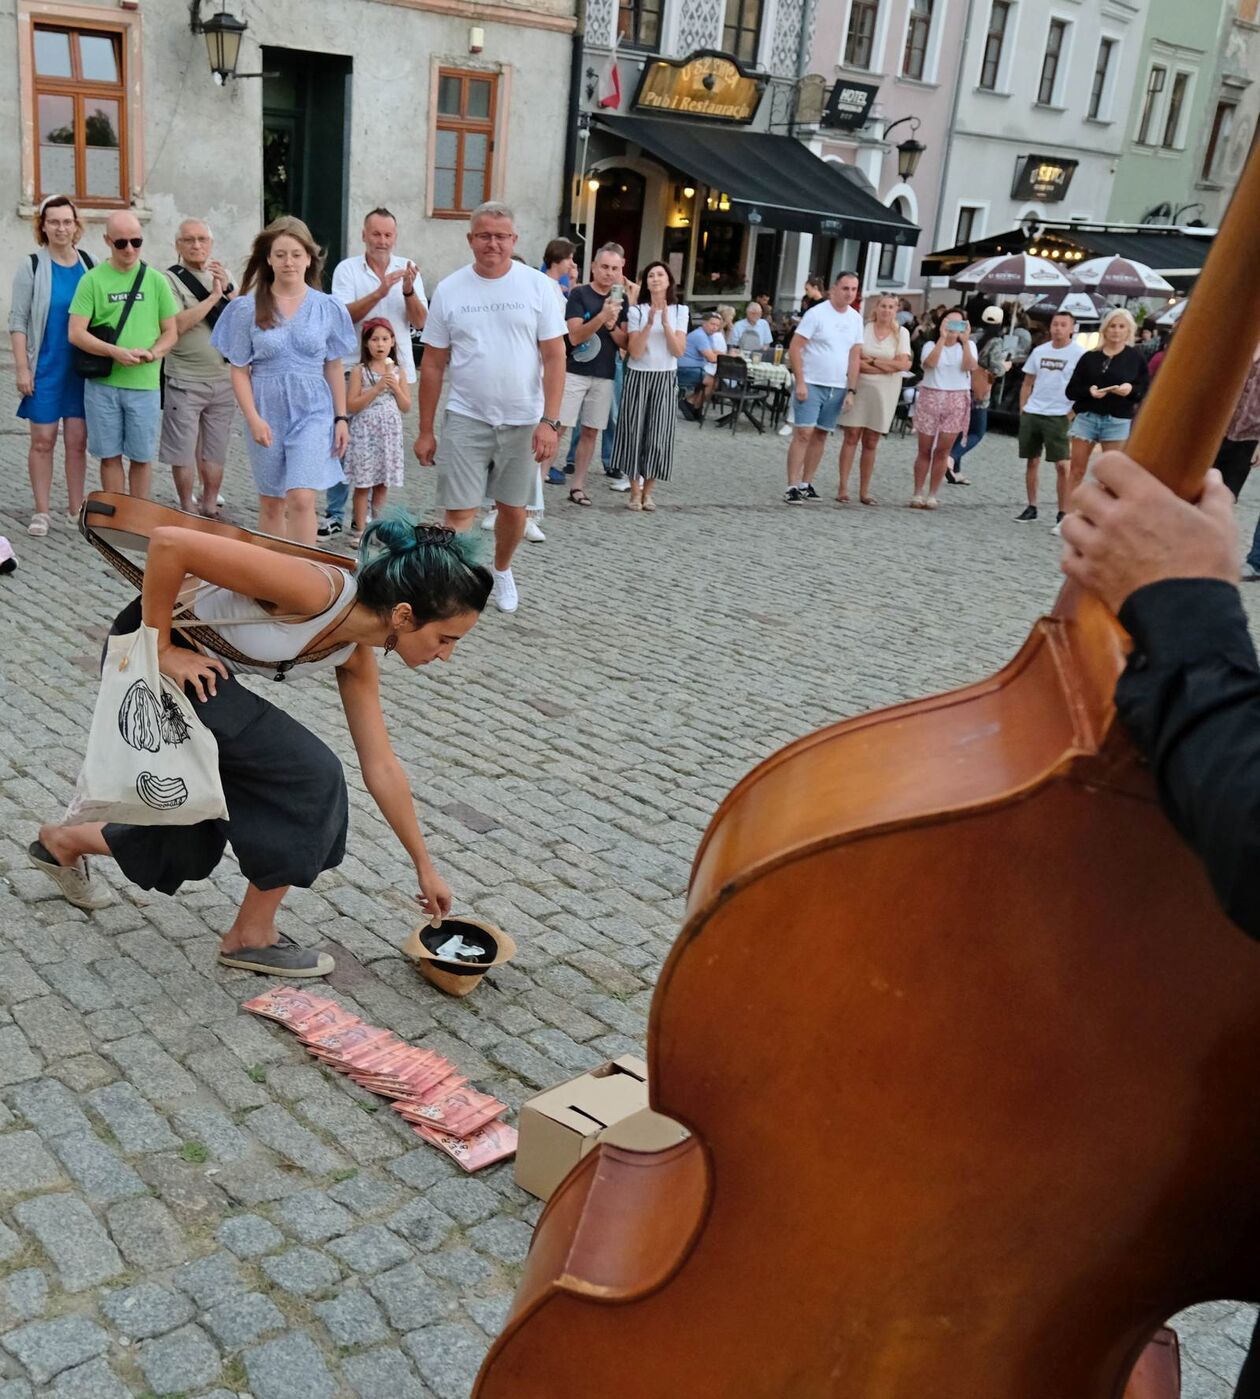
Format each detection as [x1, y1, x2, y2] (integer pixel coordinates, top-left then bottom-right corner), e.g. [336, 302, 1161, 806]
[118, 679, 194, 751]
[135, 773, 189, 810]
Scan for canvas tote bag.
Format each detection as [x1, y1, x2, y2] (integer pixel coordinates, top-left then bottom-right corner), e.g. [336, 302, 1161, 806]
[66, 623, 227, 826]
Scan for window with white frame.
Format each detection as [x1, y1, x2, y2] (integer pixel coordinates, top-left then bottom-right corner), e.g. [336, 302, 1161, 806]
[1137, 65, 1166, 145]
[1037, 19, 1068, 106]
[1202, 100, 1236, 182]
[956, 204, 983, 243]
[979, 1, 1011, 91]
[1088, 38, 1115, 120]
[1161, 71, 1191, 149]
[877, 199, 909, 280]
[845, 0, 881, 70]
[902, 0, 933, 81]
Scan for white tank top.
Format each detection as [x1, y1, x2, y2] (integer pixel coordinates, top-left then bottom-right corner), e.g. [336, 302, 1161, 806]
[188, 564, 359, 678]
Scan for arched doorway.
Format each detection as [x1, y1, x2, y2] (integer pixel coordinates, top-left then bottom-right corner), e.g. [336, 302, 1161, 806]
[592, 168, 646, 276]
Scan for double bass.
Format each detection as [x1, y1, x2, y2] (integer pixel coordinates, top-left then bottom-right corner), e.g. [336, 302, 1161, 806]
[475, 153, 1260, 1397]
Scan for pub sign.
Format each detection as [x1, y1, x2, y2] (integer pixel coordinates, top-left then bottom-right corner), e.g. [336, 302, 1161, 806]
[1011, 154, 1079, 202]
[821, 80, 879, 131]
[632, 49, 766, 125]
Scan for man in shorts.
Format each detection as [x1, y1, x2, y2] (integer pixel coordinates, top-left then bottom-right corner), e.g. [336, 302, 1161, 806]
[1015, 310, 1084, 531]
[561, 242, 629, 502]
[414, 202, 565, 613]
[784, 272, 864, 503]
[160, 219, 236, 516]
[678, 312, 722, 418]
[69, 210, 179, 499]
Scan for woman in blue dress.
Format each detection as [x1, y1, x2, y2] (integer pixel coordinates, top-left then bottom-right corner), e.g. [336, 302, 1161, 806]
[212, 217, 355, 546]
[7, 196, 94, 537]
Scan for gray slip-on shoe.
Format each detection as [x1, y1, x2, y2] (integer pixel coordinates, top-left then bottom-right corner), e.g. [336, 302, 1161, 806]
[28, 839, 112, 910]
[218, 933, 335, 978]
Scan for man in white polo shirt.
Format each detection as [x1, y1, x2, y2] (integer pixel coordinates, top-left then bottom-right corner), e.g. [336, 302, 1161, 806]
[784, 271, 864, 504]
[325, 206, 427, 536]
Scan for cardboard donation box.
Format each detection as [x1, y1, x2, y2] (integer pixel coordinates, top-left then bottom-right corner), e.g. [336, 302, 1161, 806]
[515, 1055, 689, 1200]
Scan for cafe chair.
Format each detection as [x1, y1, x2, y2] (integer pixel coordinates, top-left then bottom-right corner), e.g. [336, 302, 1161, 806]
[707, 355, 771, 435]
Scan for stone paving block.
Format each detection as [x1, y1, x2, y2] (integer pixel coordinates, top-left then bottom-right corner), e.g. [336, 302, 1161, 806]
[203, 1290, 286, 1349]
[100, 1282, 195, 1340]
[424, 1246, 493, 1288]
[217, 1212, 284, 1258]
[136, 1154, 229, 1224]
[106, 1196, 188, 1267]
[85, 1080, 181, 1153]
[13, 1195, 122, 1292]
[275, 1190, 355, 1244]
[387, 1198, 457, 1253]
[341, 1345, 433, 1399]
[40, 962, 116, 1014]
[388, 1149, 455, 1192]
[261, 1246, 342, 1298]
[367, 1262, 457, 1331]
[0, 1379, 31, 1399]
[294, 1093, 406, 1164]
[90, 957, 165, 1008]
[173, 1251, 246, 1309]
[186, 1047, 274, 1109]
[0, 1028, 43, 1087]
[216, 1160, 308, 1206]
[468, 1216, 534, 1266]
[244, 1330, 337, 1399]
[463, 1293, 512, 1338]
[11, 997, 91, 1058]
[173, 1104, 252, 1162]
[51, 1055, 117, 1093]
[136, 1322, 222, 1394]
[0, 1130, 66, 1200]
[327, 1223, 412, 1275]
[403, 1322, 488, 1399]
[0, 1223, 20, 1263]
[0, 954, 51, 1005]
[0, 1316, 110, 1385]
[313, 1286, 392, 1349]
[328, 1172, 406, 1218]
[244, 1103, 349, 1174]
[102, 1033, 196, 1105]
[46, 1359, 131, 1399]
[1, 1271, 47, 1324]
[81, 1008, 140, 1042]
[49, 1130, 146, 1204]
[426, 1177, 500, 1227]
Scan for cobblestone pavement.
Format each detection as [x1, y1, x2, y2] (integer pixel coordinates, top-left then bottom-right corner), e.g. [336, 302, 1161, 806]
[0, 376, 1253, 1397]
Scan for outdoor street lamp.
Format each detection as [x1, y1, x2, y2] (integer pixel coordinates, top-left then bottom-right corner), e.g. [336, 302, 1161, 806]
[882, 116, 927, 181]
[189, 1, 264, 83]
[1172, 202, 1205, 224]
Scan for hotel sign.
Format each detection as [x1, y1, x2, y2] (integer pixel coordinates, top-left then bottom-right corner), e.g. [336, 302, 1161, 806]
[632, 50, 766, 125]
[1012, 154, 1079, 202]
[821, 81, 879, 131]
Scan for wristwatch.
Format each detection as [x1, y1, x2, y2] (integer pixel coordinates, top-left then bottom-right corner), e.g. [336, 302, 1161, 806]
[539, 417, 561, 431]
[334, 415, 350, 424]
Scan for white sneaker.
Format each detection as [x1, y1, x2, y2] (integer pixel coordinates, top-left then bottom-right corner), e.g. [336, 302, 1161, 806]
[491, 567, 519, 613]
[608, 476, 632, 492]
[481, 509, 498, 532]
[523, 517, 546, 543]
[778, 424, 794, 437]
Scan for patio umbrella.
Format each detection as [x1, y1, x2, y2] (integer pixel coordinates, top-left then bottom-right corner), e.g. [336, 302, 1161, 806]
[949, 252, 1075, 295]
[1072, 255, 1175, 297]
[1029, 289, 1112, 323]
[1155, 298, 1187, 328]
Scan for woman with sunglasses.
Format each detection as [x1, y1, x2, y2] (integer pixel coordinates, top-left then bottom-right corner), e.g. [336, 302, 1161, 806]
[8, 196, 97, 536]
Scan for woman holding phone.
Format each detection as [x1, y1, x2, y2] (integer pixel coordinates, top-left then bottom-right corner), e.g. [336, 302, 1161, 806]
[910, 307, 975, 509]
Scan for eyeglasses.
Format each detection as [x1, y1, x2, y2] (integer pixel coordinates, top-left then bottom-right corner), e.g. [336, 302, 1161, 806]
[111, 237, 143, 250]
[471, 233, 514, 244]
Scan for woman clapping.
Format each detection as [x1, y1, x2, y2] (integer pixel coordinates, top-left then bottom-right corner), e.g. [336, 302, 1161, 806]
[911, 307, 976, 510]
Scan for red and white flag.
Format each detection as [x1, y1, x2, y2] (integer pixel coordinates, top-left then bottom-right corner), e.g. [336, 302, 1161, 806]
[597, 42, 621, 109]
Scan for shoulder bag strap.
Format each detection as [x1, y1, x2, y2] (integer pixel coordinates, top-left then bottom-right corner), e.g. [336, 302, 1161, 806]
[80, 250, 95, 269]
[111, 262, 148, 342]
[168, 264, 212, 304]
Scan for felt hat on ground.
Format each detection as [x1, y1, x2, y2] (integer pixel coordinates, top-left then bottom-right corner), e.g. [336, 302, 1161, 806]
[401, 915, 516, 998]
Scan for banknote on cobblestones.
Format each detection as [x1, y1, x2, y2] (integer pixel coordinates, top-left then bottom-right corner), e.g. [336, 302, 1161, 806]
[418, 1120, 519, 1171]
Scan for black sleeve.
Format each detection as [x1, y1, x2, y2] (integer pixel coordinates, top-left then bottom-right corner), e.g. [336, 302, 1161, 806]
[1128, 348, 1150, 402]
[1066, 350, 1095, 406]
[1116, 578, 1260, 939]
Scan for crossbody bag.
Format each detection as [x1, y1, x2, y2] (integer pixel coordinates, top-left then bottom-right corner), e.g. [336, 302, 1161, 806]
[74, 262, 147, 380]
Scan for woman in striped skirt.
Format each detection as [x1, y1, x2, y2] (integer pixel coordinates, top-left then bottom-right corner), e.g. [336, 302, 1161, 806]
[615, 262, 689, 512]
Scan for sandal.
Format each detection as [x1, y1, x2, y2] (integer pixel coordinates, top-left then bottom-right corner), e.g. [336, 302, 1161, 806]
[944, 469, 971, 486]
[641, 497, 657, 512]
[218, 932, 335, 978]
[835, 494, 850, 504]
[924, 496, 940, 511]
[627, 495, 643, 511]
[909, 496, 926, 510]
[860, 496, 878, 506]
[568, 489, 592, 507]
[27, 513, 50, 537]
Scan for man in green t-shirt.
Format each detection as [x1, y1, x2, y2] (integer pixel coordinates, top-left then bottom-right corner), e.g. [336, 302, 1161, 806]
[69, 210, 179, 498]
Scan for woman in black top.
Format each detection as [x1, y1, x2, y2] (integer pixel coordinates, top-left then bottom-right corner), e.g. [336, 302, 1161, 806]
[1065, 308, 1149, 494]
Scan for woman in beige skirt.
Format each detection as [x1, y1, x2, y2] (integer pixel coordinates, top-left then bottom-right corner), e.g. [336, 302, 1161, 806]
[836, 294, 912, 504]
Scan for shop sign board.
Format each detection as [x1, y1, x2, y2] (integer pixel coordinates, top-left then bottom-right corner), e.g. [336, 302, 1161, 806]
[1011, 154, 1079, 202]
[821, 81, 879, 131]
[632, 49, 766, 125]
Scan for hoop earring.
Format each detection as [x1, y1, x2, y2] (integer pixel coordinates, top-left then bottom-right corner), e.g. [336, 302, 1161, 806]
[384, 632, 398, 655]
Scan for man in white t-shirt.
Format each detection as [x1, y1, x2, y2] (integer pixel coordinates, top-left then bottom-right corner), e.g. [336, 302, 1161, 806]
[784, 272, 864, 504]
[731, 302, 772, 353]
[414, 202, 565, 613]
[324, 207, 428, 536]
[1015, 311, 1085, 531]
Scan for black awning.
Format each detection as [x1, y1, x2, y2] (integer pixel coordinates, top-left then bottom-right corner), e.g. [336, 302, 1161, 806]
[596, 114, 920, 246]
[922, 225, 1212, 286]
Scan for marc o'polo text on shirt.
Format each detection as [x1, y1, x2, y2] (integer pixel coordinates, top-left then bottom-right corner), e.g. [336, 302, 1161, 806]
[454, 298, 529, 314]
